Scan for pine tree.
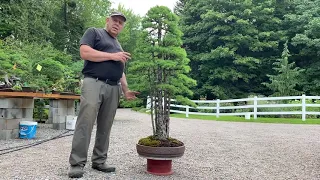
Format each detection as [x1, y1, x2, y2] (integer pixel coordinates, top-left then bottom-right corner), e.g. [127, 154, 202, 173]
[263, 42, 304, 96]
[129, 6, 196, 140]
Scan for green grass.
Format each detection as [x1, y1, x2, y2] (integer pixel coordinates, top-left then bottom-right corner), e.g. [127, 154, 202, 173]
[170, 113, 320, 124]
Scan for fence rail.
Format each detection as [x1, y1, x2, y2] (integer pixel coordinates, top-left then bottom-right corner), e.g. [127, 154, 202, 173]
[146, 95, 320, 121]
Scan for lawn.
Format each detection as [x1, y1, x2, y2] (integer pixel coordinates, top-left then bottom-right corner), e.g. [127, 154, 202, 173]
[170, 113, 320, 124]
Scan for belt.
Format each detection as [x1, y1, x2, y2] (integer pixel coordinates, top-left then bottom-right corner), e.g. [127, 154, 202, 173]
[84, 75, 119, 86]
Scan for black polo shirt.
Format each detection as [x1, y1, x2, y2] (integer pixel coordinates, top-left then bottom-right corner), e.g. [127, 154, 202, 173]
[80, 27, 124, 81]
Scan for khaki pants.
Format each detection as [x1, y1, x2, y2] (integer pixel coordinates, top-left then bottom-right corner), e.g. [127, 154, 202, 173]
[69, 77, 121, 166]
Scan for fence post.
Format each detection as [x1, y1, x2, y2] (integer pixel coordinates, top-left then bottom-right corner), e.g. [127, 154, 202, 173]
[302, 94, 306, 121]
[146, 96, 151, 109]
[186, 106, 189, 118]
[254, 96, 258, 119]
[216, 99, 220, 118]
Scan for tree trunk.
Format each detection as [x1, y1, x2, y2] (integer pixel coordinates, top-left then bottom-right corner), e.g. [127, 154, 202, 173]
[163, 70, 170, 138]
[155, 67, 167, 140]
[154, 22, 167, 140]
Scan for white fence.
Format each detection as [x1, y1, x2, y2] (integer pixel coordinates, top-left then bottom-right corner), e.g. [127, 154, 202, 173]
[146, 95, 320, 121]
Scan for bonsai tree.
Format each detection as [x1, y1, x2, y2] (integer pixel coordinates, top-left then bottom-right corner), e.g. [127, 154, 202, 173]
[130, 6, 196, 175]
[130, 6, 196, 146]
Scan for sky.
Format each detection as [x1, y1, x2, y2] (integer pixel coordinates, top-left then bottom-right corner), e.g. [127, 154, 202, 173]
[110, 0, 178, 16]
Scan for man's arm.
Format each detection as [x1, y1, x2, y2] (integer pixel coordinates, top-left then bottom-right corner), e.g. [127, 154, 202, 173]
[120, 72, 139, 100]
[120, 72, 129, 93]
[80, 45, 131, 63]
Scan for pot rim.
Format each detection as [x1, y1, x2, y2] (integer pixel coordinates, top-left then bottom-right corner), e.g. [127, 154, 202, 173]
[136, 144, 185, 149]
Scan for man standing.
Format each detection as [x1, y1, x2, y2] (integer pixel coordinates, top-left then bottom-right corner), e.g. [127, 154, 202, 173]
[68, 12, 139, 178]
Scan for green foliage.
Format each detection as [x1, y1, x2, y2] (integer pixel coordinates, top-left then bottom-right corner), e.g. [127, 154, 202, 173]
[285, 0, 320, 95]
[35, 60, 64, 82]
[0, 37, 81, 92]
[12, 84, 22, 91]
[2, 0, 320, 113]
[180, 0, 288, 99]
[0, 0, 56, 42]
[138, 136, 161, 147]
[0, 39, 30, 79]
[77, 0, 111, 28]
[129, 6, 196, 139]
[263, 42, 304, 96]
[50, 0, 86, 61]
[138, 135, 184, 147]
[33, 99, 49, 121]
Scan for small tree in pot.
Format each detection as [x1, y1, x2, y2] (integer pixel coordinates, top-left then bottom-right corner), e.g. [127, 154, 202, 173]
[129, 6, 196, 175]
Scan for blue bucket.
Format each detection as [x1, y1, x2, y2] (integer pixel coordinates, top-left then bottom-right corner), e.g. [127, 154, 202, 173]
[19, 121, 38, 139]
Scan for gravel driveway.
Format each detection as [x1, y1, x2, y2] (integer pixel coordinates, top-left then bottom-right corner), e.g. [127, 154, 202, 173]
[0, 108, 319, 180]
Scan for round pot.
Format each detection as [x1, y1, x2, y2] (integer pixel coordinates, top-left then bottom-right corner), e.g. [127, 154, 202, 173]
[136, 144, 185, 176]
[136, 144, 185, 159]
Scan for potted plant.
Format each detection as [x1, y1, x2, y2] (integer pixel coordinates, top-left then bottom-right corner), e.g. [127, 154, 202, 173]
[130, 6, 196, 175]
[12, 83, 22, 91]
[51, 78, 65, 94]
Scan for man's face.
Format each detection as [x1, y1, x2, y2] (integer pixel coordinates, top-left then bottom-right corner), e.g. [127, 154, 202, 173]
[106, 16, 125, 37]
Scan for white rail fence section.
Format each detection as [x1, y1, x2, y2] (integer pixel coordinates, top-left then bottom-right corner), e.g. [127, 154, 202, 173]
[146, 95, 320, 121]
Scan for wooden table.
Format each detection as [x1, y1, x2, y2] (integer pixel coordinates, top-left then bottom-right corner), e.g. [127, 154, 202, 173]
[0, 91, 80, 140]
[0, 91, 80, 99]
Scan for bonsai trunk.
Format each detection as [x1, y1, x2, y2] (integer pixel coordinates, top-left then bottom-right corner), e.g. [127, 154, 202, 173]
[154, 96, 170, 140]
[154, 67, 170, 140]
[152, 25, 171, 141]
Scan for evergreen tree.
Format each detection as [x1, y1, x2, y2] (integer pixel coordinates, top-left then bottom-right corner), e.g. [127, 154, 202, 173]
[285, 0, 320, 95]
[180, 0, 288, 99]
[129, 6, 196, 139]
[263, 42, 304, 96]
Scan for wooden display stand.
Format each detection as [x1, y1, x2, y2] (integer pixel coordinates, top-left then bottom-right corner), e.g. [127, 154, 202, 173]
[0, 92, 80, 140]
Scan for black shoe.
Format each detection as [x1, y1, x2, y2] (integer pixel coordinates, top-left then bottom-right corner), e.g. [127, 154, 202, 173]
[68, 165, 84, 178]
[92, 163, 116, 173]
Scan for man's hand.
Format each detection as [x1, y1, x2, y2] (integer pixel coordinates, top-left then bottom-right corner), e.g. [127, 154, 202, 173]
[112, 52, 131, 64]
[124, 90, 140, 100]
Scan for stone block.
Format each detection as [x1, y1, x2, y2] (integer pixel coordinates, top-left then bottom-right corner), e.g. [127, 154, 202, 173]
[58, 100, 68, 108]
[67, 100, 75, 108]
[21, 98, 34, 108]
[53, 123, 65, 130]
[67, 107, 75, 116]
[49, 109, 53, 118]
[0, 129, 19, 140]
[50, 99, 73, 108]
[0, 108, 23, 119]
[0, 119, 5, 130]
[49, 100, 55, 108]
[5, 119, 23, 130]
[13, 129, 19, 138]
[0, 98, 22, 108]
[53, 115, 66, 124]
[50, 108, 68, 116]
[0, 119, 33, 130]
[22, 108, 34, 118]
[21, 118, 33, 121]
[47, 116, 53, 124]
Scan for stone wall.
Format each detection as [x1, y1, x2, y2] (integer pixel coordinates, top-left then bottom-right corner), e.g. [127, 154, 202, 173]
[49, 100, 75, 130]
[0, 98, 34, 140]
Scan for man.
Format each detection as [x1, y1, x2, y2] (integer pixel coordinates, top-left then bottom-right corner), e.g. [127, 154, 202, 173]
[68, 11, 139, 178]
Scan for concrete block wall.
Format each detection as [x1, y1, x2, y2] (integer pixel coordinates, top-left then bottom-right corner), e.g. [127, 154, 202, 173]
[0, 98, 34, 140]
[49, 100, 75, 130]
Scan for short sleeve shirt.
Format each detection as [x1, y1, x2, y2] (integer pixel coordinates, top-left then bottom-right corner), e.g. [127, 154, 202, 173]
[80, 27, 124, 81]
